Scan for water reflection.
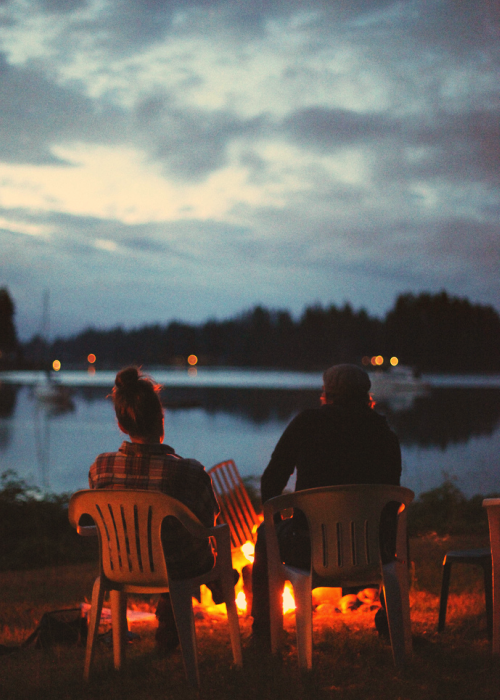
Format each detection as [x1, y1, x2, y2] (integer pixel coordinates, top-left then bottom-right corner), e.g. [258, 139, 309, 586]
[381, 388, 500, 448]
[0, 382, 17, 418]
[34, 404, 51, 490]
[0, 383, 18, 451]
[70, 384, 500, 448]
[1, 381, 499, 497]
[33, 397, 75, 491]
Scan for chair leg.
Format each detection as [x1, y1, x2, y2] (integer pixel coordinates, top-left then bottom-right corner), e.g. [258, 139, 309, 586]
[290, 575, 313, 671]
[110, 590, 127, 670]
[268, 576, 285, 655]
[383, 560, 412, 668]
[483, 560, 493, 641]
[169, 584, 200, 688]
[492, 559, 500, 655]
[219, 576, 243, 667]
[84, 577, 105, 681]
[438, 561, 452, 632]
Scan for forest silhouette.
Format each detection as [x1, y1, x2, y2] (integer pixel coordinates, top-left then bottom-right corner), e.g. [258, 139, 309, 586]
[2, 289, 500, 373]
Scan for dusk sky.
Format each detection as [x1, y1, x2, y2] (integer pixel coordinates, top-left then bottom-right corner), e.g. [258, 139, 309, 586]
[1, 0, 499, 341]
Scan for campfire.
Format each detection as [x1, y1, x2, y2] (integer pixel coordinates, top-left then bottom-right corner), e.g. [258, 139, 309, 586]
[82, 539, 381, 632]
[196, 540, 381, 618]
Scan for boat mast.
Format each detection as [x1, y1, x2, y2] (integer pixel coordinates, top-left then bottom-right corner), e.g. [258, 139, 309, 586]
[41, 290, 51, 376]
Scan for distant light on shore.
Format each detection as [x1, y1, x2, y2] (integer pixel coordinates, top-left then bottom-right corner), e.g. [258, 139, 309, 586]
[52, 360, 61, 371]
[87, 353, 96, 364]
[188, 355, 198, 366]
[390, 357, 399, 366]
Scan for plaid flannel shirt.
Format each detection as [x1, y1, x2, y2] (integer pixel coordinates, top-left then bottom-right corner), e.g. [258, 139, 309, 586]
[89, 441, 219, 579]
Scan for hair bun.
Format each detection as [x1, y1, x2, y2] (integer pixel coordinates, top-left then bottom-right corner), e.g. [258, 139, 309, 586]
[115, 366, 140, 390]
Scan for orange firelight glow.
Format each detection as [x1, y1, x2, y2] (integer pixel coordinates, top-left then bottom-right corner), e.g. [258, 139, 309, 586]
[87, 353, 96, 363]
[371, 355, 384, 366]
[390, 356, 399, 366]
[187, 354, 198, 366]
[52, 360, 61, 371]
[283, 582, 296, 613]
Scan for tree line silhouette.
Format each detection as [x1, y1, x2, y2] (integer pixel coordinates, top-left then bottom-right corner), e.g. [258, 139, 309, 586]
[2, 288, 500, 372]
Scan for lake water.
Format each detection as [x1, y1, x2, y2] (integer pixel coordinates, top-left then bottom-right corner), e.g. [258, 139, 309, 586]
[0, 369, 499, 499]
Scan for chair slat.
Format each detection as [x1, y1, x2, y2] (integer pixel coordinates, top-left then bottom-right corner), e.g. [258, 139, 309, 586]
[209, 460, 261, 549]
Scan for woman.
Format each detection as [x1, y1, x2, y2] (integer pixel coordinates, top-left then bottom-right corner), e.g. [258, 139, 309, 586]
[89, 366, 220, 653]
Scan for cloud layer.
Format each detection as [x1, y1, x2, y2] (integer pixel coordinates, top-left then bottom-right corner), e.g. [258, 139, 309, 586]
[0, 0, 498, 340]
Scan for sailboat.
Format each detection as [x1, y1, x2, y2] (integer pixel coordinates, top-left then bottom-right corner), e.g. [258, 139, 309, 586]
[34, 376, 73, 406]
[33, 291, 74, 409]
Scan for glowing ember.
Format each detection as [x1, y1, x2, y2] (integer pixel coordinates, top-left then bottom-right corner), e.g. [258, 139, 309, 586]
[283, 582, 296, 613]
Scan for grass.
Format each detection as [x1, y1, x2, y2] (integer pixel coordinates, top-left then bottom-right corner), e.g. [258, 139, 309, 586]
[1, 532, 499, 700]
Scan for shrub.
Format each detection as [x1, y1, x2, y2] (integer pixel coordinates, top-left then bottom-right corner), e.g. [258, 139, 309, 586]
[407, 478, 497, 536]
[0, 471, 97, 571]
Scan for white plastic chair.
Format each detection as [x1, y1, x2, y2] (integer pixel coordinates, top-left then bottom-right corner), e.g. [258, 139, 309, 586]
[265, 484, 414, 669]
[69, 489, 242, 687]
[483, 498, 500, 653]
[438, 548, 492, 637]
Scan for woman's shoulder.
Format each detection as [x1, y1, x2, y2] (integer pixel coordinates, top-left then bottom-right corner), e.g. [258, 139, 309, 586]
[90, 449, 121, 465]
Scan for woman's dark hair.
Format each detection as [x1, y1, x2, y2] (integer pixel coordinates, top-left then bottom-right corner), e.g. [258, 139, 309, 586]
[112, 366, 163, 439]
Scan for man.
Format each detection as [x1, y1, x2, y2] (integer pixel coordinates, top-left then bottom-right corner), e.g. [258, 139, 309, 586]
[251, 364, 402, 641]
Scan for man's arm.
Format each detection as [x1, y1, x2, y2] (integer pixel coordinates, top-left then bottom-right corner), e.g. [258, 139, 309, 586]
[260, 412, 307, 503]
[385, 429, 402, 486]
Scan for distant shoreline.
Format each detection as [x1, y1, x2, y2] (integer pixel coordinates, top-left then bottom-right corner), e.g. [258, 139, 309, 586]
[2, 368, 500, 390]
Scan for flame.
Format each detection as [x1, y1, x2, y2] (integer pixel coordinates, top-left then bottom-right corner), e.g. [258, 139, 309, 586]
[283, 582, 296, 613]
[235, 590, 247, 612]
[191, 539, 297, 618]
[241, 541, 255, 564]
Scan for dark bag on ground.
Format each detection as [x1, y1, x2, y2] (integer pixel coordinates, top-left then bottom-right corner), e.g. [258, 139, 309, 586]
[0, 608, 87, 655]
[24, 608, 88, 649]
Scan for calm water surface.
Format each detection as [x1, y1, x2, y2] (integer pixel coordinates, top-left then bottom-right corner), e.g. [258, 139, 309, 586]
[0, 369, 499, 499]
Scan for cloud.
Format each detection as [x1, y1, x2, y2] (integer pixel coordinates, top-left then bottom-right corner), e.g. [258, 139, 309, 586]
[132, 93, 267, 179]
[0, 53, 125, 165]
[37, 0, 88, 13]
[284, 107, 399, 147]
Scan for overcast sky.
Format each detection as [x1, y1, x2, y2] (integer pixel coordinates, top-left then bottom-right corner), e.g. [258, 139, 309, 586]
[1, 0, 499, 341]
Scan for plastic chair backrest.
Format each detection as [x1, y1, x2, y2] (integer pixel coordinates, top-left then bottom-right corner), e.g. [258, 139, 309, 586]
[69, 490, 209, 588]
[484, 499, 500, 554]
[209, 460, 260, 549]
[265, 484, 414, 586]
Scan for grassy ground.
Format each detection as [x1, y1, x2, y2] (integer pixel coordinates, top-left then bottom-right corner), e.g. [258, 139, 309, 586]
[0, 532, 498, 700]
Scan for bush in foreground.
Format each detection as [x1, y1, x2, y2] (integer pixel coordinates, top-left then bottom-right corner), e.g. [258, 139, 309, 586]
[0, 471, 97, 571]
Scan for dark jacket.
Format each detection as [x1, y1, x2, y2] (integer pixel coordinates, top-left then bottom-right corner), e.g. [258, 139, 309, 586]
[261, 402, 401, 504]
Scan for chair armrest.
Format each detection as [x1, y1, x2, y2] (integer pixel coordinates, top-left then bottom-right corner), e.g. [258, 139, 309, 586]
[77, 525, 98, 537]
[263, 492, 297, 519]
[263, 498, 290, 582]
[206, 523, 231, 549]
